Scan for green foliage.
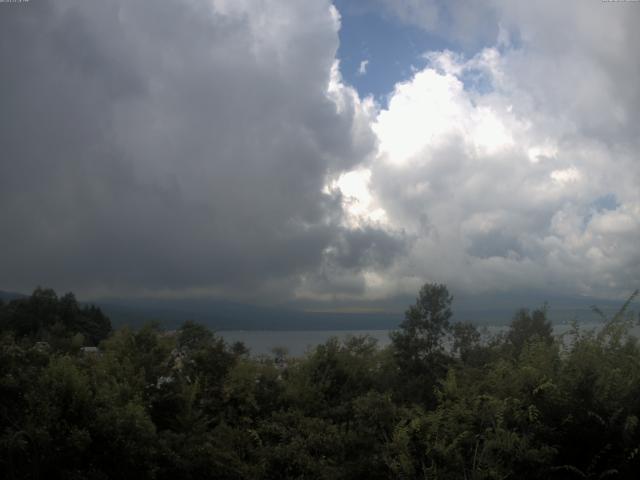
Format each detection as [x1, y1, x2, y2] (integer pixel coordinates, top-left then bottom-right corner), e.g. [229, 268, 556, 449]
[0, 288, 111, 347]
[507, 306, 553, 357]
[1, 284, 639, 479]
[452, 320, 485, 365]
[390, 283, 454, 406]
[392, 283, 454, 360]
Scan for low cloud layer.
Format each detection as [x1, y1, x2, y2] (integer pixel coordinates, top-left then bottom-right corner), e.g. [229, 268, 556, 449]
[1, 0, 638, 304]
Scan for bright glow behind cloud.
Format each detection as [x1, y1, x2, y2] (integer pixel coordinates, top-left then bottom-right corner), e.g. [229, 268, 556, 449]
[339, 36, 640, 299]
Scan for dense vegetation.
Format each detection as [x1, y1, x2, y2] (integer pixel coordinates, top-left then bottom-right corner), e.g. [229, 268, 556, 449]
[1, 285, 639, 479]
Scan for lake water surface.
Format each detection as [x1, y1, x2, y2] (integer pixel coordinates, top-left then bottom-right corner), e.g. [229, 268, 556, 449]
[219, 322, 639, 357]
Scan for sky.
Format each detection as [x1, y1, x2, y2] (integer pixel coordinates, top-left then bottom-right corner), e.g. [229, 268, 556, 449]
[1, 0, 639, 310]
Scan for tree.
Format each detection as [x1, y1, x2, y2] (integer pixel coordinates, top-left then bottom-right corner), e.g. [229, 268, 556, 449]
[0, 288, 111, 346]
[451, 321, 483, 365]
[390, 283, 454, 405]
[392, 283, 453, 359]
[507, 306, 553, 357]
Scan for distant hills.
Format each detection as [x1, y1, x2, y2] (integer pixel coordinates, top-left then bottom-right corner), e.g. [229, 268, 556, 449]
[0, 290, 26, 302]
[82, 291, 639, 331]
[96, 298, 403, 331]
[2, 288, 634, 331]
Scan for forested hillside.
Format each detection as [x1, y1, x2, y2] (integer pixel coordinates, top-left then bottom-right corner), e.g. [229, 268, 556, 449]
[1, 285, 639, 479]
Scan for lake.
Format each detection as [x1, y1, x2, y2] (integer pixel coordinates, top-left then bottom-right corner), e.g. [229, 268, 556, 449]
[219, 322, 638, 357]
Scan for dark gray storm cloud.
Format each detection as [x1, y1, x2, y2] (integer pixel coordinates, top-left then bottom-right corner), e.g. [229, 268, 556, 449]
[0, 0, 404, 300]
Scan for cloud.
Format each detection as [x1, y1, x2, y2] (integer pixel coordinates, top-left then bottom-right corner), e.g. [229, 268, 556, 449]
[354, 1, 640, 300]
[1, 0, 638, 306]
[0, 0, 404, 301]
[358, 59, 369, 75]
[375, 0, 500, 50]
